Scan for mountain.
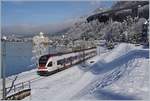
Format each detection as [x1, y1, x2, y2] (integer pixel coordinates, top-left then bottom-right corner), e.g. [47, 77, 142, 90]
[65, 1, 149, 45]
[1, 19, 76, 36]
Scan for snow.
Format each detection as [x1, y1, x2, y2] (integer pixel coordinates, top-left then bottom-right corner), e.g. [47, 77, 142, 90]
[0, 69, 44, 99]
[77, 56, 149, 100]
[104, 43, 139, 62]
[0, 43, 149, 100]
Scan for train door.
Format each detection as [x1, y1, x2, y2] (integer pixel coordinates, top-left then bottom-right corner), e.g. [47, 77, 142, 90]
[46, 57, 57, 72]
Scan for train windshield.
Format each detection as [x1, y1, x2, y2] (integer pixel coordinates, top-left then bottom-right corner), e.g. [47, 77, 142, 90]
[39, 55, 50, 65]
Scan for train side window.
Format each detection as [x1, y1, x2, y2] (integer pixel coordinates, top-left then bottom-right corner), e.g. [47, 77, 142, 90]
[47, 61, 52, 67]
[57, 59, 64, 65]
[68, 57, 73, 61]
[65, 58, 70, 63]
[57, 60, 61, 65]
[74, 56, 77, 59]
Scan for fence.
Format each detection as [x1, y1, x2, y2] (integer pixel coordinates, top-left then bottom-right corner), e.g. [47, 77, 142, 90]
[6, 81, 31, 98]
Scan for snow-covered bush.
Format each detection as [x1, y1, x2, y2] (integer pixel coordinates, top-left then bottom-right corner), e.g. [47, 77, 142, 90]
[126, 17, 148, 44]
[66, 12, 149, 46]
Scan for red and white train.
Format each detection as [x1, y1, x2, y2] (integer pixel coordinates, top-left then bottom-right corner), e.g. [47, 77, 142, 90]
[37, 48, 96, 76]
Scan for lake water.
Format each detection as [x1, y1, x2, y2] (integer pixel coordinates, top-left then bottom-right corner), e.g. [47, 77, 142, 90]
[1, 42, 59, 77]
[1, 42, 34, 77]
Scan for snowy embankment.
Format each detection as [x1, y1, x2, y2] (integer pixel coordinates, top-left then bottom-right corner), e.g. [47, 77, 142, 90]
[0, 69, 44, 99]
[22, 43, 149, 100]
[0, 43, 149, 100]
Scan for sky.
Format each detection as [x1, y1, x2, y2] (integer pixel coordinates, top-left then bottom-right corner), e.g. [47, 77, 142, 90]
[1, 1, 114, 34]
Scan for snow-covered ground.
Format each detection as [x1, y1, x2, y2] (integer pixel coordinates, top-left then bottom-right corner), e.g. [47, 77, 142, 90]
[1, 43, 149, 100]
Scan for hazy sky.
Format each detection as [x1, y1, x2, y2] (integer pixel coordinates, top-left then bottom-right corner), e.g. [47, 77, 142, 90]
[1, 1, 114, 34]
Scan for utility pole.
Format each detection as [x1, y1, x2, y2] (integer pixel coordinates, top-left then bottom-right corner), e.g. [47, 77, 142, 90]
[1, 36, 7, 100]
[138, 5, 141, 18]
[82, 36, 86, 66]
[98, 43, 100, 56]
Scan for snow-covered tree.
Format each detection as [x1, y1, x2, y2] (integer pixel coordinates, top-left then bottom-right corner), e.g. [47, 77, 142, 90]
[32, 32, 49, 65]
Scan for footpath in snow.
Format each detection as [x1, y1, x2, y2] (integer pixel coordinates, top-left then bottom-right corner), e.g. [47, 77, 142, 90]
[1, 43, 149, 100]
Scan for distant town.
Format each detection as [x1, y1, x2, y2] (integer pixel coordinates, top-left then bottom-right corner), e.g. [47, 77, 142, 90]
[1, 34, 32, 42]
[1, 33, 99, 53]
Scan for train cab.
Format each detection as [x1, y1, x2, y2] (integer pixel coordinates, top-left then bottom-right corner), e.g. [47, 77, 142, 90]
[37, 54, 50, 74]
[37, 54, 59, 75]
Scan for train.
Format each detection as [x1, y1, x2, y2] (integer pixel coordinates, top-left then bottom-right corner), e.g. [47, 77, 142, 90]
[37, 48, 97, 76]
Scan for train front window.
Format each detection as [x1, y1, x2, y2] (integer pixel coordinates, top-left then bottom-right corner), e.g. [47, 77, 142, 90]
[47, 61, 53, 67]
[39, 55, 49, 65]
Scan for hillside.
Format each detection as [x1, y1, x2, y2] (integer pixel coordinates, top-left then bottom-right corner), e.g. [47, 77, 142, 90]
[64, 1, 149, 45]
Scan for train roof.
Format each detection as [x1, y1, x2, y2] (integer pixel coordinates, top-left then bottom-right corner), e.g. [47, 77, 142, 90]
[40, 47, 96, 58]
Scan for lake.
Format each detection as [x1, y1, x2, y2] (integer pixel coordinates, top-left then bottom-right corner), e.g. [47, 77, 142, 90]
[1, 42, 58, 77]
